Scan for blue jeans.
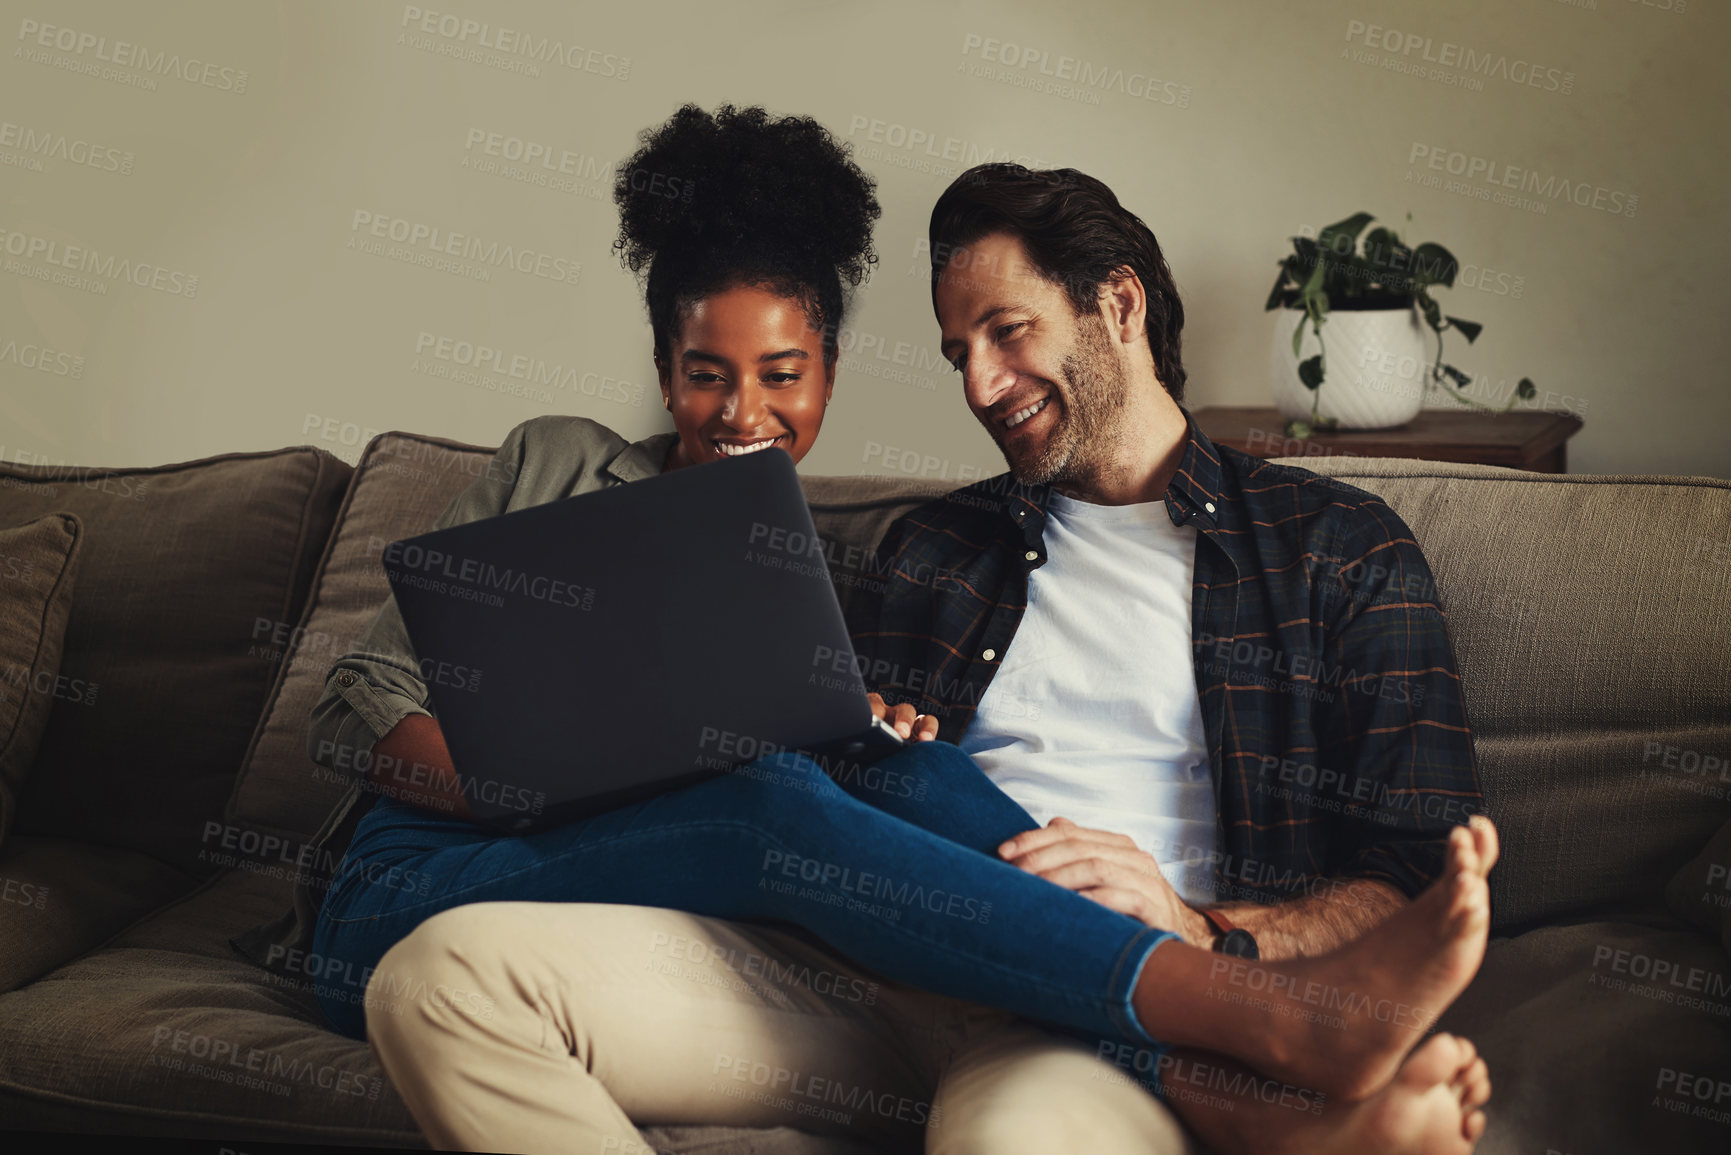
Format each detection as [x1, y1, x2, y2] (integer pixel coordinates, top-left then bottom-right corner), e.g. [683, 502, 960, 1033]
[313, 741, 1174, 1058]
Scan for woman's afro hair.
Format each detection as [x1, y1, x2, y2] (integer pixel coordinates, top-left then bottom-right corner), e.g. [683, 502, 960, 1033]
[612, 104, 880, 359]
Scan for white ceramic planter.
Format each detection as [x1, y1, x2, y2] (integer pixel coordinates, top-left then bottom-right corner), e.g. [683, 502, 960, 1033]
[1270, 305, 1429, 429]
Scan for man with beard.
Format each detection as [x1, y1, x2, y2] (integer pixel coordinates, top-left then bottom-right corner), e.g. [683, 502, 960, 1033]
[839, 161, 1492, 1150]
[858, 163, 1482, 961]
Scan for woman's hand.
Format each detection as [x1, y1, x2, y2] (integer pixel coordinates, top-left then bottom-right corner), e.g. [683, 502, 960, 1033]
[998, 817, 1214, 943]
[866, 692, 939, 741]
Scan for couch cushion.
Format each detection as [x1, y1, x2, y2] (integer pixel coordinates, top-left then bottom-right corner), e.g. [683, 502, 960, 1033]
[227, 433, 497, 838]
[0, 449, 351, 873]
[802, 476, 957, 623]
[1438, 916, 1731, 1154]
[228, 432, 961, 839]
[0, 863, 900, 1153]
[0, 835, 191, 994]
[0, 866, 423, 1144]
[1668, 817, 1731, 956]
[0, 512, 83, 845]
[1275, 457, 1731, 932]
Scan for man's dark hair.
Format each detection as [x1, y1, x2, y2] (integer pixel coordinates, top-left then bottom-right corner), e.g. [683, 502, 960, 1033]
[928, 164, 1186, 403]
[614, 104, 880, 369]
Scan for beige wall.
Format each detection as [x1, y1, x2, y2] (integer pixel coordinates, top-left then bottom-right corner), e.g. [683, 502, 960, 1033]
[2, 0, 1725, 479]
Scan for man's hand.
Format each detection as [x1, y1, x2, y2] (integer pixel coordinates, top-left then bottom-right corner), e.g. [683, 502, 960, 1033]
[866, 692, 939, 741]
[997, 817, 1213, 944]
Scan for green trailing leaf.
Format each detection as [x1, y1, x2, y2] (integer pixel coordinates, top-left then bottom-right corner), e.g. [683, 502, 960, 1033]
[1292, 312, 1308, 358]
[1516, 377, 1537, 400]
[1316, 212, 1375, 258]
[1286, 419, 1313, 439]
[1446, 316, 1483, 343]
[1364, 226, 1400, 252]
[1419, 295, 1443, 329]
[1298, 355, 1325, 390]
[1411, 243, 1458, 288]
[1442, 364, 1471, 387]
[1365, 232, 1414, 283]
[1300, 250, 1328, 298]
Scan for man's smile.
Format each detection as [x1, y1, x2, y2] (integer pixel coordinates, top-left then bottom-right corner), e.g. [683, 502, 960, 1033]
[1003, 396, 1050, 429]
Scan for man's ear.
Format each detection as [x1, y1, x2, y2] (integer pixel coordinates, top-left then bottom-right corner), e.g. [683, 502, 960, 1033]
[1100, 266, 1148, 346]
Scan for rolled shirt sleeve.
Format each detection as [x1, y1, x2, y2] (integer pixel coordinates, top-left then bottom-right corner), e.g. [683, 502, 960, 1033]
[1318, 501, 1485, 898]
[305, 420, 532, 778]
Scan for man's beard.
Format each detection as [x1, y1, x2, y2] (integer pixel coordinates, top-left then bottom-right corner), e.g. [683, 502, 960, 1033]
[996, 313, 1132, 488]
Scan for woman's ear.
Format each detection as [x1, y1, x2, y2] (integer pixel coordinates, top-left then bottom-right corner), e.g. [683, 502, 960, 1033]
[654, 351, 672, 410]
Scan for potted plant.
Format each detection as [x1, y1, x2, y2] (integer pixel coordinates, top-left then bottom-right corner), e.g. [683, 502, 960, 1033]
[1265, 212, 1537, 436]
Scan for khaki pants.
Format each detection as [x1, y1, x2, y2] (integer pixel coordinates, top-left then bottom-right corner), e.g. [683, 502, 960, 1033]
[364, 902, 1193, 1154]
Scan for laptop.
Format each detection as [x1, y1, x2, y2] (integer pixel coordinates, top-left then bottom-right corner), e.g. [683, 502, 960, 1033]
[382, 446, 905, 833]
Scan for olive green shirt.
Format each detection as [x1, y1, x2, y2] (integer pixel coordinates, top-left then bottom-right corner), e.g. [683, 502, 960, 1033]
[231, 416, 678, 979]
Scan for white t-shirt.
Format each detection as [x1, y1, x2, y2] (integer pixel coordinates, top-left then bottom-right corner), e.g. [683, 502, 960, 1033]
[958, 490, 1218, 904]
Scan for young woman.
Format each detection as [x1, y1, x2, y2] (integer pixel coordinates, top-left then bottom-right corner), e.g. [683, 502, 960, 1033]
[305, 106, 1495, 1155]
[310, 101, 1180, 1044]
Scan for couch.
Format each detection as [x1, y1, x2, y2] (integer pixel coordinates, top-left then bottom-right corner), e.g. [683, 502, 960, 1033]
[0, 428, 1726, 1154]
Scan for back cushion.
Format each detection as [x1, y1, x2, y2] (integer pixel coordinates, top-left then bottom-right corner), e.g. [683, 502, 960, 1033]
[0, 449, 350, 872]
[229, 433, 494, 837]
[802, 476, 956, 621]
[1279, 456, 1731, 931]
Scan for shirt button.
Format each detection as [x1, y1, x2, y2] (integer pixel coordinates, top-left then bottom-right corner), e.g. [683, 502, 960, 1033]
[1024, 550, 1038, 561]
[336, 671, 356, 688]
[1204, 502, 1216, 514]
[982, 648, 996, 661]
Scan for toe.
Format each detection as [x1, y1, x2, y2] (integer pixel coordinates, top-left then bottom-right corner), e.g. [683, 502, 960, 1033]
[1400, 1032, 1467, 1089]
[1472, 817, 1500, 875]
[1464, 1109, 1487, 1142]
[1455, 823, 1481, 876]
[1461, 1059, 1491, 1110]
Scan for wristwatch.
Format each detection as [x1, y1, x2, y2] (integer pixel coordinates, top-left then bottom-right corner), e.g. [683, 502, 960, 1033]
[1198, 908, 1259, 959]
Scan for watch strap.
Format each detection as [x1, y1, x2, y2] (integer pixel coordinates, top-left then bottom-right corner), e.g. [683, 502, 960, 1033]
[1197, 906, 1238, 940]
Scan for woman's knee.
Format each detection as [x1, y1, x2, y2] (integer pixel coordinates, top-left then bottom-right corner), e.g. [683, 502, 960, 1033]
[881, 739, 992, 795]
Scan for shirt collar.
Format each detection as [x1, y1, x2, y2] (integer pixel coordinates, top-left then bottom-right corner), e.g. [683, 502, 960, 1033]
[999, 405, 1227, 539]
[604, 430, 678, 483]
[1165, 406, 1226, 530]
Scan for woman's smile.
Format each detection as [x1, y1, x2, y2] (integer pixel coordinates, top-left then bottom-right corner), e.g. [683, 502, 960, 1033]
[710, 433, 790, 458]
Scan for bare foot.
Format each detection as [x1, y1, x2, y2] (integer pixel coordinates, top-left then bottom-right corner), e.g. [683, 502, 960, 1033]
[1331, 1034, 1491, 1154]
[1280, 818, 1496, 1098]
[1280, 818, 1497, 1099]
[1287, 1033, 1491, 1155]
[1162, 1034, 1491, 1155]
[1144, 817, 1498, 1101]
